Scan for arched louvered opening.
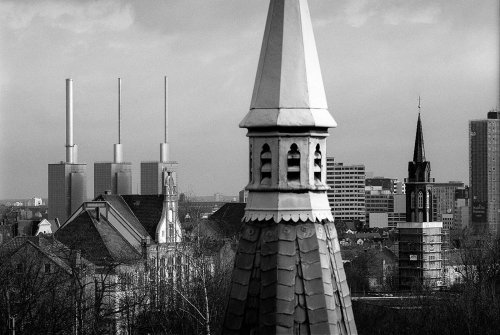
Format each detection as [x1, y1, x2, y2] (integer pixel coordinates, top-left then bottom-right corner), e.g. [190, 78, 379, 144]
[314, 144, 322, 183]
[260, 144, 271, 185]
[287, 144, 300, 183]
[411, 192, 415, 209]
[418, 191, 423, 209]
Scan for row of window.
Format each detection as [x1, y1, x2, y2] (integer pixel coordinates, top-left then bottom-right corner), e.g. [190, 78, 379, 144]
[252, 143, 323, 185]
[410, 191, 431, 209]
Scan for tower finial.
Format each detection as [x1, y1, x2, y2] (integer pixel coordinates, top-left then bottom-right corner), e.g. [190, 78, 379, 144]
[418, 96, 421, 113]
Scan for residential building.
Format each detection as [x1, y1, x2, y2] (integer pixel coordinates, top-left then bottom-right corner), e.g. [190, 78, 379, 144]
[399, 111, 442, 290]
[327, 158, 366, 224]
[469, 111, 500, 236]
[28, 197, 43, 206]
[224, 0, 356, 332]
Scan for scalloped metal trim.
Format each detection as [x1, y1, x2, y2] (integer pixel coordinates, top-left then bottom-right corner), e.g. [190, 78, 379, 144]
[243, 210, 334, 223]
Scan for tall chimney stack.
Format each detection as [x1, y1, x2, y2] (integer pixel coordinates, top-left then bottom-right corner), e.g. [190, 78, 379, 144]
[65, 78, 75, 163]
[160, 76, 169, 163]
[114, 78, 123, 163]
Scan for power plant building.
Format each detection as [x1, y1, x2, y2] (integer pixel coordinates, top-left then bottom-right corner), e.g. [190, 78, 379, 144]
[48, 79, 87, 223]
[94, 162, 132, 197]
[94, 79, 132, 197]
[141, 161, 178, 195]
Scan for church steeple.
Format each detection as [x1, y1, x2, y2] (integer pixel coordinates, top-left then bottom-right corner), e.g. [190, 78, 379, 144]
[240, 0, 336, 129]
[224, 1, 356, 333]
[406, 100, 434, 223]
[413, 113, 426, 163]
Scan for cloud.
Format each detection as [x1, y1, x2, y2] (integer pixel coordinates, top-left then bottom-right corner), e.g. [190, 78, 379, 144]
[383, 5, 441, 25]
[344, 0, 377, 28]
[0, 0, 134, 33]
[343, 0, 442, 27]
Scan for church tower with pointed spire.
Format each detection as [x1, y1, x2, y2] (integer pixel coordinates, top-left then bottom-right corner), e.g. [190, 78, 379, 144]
[399, 104, 442, 290]
[223, 1, 356, 333]
[405, 111, 434, 223]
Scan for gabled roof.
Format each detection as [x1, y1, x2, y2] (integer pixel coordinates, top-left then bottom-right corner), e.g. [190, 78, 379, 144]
[121, 195, 165, 239]
[95, 194, 150, 238]
[208, 202, 246, 238]
[55, 210, 141, 265]
[240, 0, 336, 129]
[0, 235, 76, 273]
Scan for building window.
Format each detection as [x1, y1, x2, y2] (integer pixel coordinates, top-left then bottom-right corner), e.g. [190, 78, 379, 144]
[44, 263, 51, 273]
[168, 223, 174, 241]
[260, 144, 272, 185]
[426, 191, 430, 209]
[411, 192, 415, 209]
[314, 144, 322, 183]
[16, 263, 23, 273]
[287, 144, 300, 183]
[418, 191, 423, 208]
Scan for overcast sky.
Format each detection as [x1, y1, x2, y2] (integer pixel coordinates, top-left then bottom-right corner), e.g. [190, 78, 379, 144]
[0, 0, 498, 200]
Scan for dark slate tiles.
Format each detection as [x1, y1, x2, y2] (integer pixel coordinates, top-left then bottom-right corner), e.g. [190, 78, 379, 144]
[223, 221, 357, 334]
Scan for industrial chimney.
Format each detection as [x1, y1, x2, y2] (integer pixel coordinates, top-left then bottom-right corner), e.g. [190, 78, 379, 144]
[65, 78, 77, 163]
[114, 78, 123, 163]
[160, 76, 169, 163]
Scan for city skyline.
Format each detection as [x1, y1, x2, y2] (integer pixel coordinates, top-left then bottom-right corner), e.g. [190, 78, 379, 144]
[0, 0, 498, 199]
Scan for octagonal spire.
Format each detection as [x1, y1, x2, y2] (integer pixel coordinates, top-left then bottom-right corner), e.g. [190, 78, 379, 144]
[240, 0, 336, 129]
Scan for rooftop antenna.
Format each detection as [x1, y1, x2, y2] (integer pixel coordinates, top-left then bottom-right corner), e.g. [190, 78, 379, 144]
[418, 96, 421, 114]
[160, 76, 169, 163]
[114, 78, 123, 163]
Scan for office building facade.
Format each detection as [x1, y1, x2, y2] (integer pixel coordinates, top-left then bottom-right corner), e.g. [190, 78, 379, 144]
[431, 181, 464, 222]
[326, 158, 366, 224]
[469, 111, 500, 236]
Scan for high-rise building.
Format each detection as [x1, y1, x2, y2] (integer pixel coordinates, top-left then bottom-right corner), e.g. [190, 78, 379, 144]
[48, 79, 87, 222]
[431, 181, 464, 222]
[399, 110, 442, 290]
[94, 78, 132, 197]
[224, 0, 356, 332]
[469, 111, 500, 236]
[326, 158, 366, 224]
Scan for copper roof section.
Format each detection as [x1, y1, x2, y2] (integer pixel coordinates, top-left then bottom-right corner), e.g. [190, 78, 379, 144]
[240, 0, 336, 129]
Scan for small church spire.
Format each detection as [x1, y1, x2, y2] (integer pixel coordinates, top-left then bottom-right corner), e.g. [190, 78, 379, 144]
[413, 99, 426, 163]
